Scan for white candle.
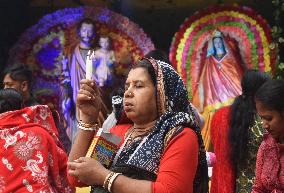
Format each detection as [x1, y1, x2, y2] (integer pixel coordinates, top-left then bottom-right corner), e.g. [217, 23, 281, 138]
[86, 50, 93, 80]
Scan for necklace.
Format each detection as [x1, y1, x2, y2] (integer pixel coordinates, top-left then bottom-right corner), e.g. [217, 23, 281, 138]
[125, 119, 157, 144]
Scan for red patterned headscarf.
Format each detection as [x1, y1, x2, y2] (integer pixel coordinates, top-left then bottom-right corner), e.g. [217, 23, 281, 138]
[0, 105, 75, 193]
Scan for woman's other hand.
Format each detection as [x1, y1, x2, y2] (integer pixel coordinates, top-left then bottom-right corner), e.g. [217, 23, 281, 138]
[77, 79, 101, 123]
[68, 157, 109, 186]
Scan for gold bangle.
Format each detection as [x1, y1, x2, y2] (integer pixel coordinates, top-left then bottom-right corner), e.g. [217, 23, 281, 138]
[78, 120, 99, 128]
[103, 172, 115, 190]
[107, 172, 122, 192]
[78, 121, 99, 131]
[78, 124, 97, 131]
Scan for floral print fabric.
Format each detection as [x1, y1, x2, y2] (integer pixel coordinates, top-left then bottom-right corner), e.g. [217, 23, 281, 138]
[0, 105, 75, 193]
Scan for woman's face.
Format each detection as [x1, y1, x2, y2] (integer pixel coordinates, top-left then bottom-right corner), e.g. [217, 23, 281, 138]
[213, 37, 224, 50]
[123, 67, 158, 124]
[256, 100, 284, 143]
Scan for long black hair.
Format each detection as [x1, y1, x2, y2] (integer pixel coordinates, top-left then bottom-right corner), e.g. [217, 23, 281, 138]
[229, 70, 270, 171]
[255, 79, 284, 113]
[0, 88, 23, 114]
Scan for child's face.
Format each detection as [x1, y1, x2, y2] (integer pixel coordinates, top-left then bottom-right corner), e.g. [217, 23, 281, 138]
[99, 37, 110, 50]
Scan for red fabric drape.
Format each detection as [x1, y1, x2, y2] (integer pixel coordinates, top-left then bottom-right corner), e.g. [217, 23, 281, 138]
[0, 105, 75, 193]
[210, 106, 235, 193]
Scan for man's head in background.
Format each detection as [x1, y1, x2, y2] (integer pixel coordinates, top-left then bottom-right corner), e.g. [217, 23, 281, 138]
[2, 64, 33, 104]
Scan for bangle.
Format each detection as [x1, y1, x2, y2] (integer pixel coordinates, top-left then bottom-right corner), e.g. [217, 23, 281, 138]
[78, 121, 99, 131]
[107, 172, 122, 192]
[78, 121, 99, 128]
[103, 172, 115, 189]
[78, 124, 97, 131]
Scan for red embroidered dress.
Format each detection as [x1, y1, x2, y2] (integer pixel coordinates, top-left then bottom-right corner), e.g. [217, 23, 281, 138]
[0, 105, 75, 193]
[252, 134, 284, 192]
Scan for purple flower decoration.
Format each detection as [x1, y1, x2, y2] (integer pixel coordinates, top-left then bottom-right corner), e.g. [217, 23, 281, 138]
[36, 39, 61, 70]
[97, 9, 111, 22]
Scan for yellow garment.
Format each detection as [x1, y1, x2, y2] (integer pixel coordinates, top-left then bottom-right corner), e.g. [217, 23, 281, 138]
[76, 187, 91, 193]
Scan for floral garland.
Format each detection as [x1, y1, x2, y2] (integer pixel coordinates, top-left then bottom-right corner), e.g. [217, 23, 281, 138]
[169, 4, 276, 96]
[32, 30, 65, 77]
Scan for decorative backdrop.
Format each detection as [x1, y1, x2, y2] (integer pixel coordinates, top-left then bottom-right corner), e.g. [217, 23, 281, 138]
[169, 4, 276, 95]
[8, 6, 155, 111]
[169, 4, 276, 149]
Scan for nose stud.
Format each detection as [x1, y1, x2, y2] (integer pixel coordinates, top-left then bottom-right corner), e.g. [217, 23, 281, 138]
[128, 92, 133, 97]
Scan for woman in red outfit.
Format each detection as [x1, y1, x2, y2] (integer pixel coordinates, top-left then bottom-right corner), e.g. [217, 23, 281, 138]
[0, 88, 74, 193]
[67, 58, 209, 193]
[210, 70, 270, 193]
[252, 79, 284, 192]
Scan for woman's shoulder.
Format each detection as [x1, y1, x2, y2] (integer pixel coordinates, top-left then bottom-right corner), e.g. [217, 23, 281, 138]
[165, 127, 199, 150]
[259, 133, 277, 149]
[179, 127, 198, 138]
[161, 127, 199, 167]
[182, 128, 199, 144]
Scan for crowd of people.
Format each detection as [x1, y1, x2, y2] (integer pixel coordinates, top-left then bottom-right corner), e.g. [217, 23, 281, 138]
[0, 17, 283, 193]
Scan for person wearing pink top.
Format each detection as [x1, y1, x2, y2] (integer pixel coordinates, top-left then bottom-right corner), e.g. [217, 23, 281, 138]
[252, 79, 284, 192]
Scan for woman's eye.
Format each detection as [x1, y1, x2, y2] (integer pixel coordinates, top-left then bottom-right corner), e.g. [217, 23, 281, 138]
[135, 84, 143, 88]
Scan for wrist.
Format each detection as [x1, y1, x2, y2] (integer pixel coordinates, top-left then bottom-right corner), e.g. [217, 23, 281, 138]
[78, 121, 99, 131]
[102, 170, 112, 187]
[79, 111, 99, 125]
[102, 171, 122, 192]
